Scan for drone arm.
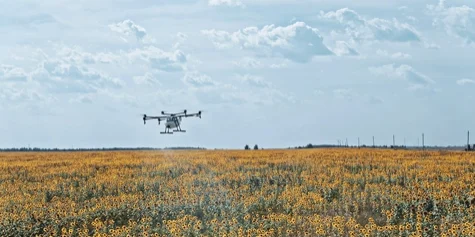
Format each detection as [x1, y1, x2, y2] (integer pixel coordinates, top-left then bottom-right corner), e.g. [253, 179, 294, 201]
[144, 116, 163, 120]
[143, 116, 169, 125]
[180, 112, 202, 118]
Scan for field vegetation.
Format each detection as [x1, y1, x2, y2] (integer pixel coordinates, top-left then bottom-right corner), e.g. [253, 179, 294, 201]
[1, 149, 475, 236]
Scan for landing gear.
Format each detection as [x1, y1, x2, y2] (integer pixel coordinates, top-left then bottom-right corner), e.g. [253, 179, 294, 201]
[160, 126, 173, 134]
[172, 118, 186, 133]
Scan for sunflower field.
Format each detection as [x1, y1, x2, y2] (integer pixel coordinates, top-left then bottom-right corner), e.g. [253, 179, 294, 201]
[1, 149, 475, 236]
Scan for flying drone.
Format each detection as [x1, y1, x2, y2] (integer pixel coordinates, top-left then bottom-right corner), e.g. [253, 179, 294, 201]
[142, 110, 202, 134]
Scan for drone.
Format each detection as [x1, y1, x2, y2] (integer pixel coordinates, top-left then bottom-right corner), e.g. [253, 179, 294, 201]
[142, 110, 202, 134]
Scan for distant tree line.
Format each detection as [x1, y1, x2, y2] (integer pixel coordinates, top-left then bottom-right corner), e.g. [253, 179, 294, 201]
[163, 147, 207, 150]
[291, 144, 351, 149]
[290, 143, 468, 151]
[244, 144, 260, 150]
[0, 147, 206, 152]
[291, 143, 410, 149]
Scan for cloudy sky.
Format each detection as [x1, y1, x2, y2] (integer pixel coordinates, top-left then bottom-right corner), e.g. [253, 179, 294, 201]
[1, 0, 474, 149]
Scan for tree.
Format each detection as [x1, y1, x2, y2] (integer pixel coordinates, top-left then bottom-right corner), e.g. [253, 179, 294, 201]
[254, 144, 259, 150]
[245, 145, 250, 150]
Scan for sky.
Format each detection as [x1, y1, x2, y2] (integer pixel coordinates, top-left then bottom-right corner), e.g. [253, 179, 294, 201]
[1, 0, 475, 149]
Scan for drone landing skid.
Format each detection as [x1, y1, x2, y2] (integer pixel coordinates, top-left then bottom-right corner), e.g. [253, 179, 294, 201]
[173, 130, 186, 133]
[161, 127, 174, 134]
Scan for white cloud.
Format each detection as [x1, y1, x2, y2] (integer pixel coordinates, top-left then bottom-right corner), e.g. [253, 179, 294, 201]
[109, 19, 154, 43]
[269, 63, 287, 69]
[0, 64, 29, 82]
[69, 94, 93, 104]
[173, 32, 188, 49]
[233, 74, 294, 104]
[427, 0, 475, 45]
[234, 88, 295, 105]
[332, 88, 383, 104]
[333, 88, 355, 100]
[406, 16, 417, 22]
[127, 46, 187, 72]
[57, 46, 120, 64]
[320, 8, 365, 27]
[237, 74, 272, 88]
[133, 72, 161, 85]
[320, 8, 421, 43]
[2, 13, 58, 27]
[0, 86, 56, 110]
[456, 78, 475, 85]
[182, 71, 216, 87]
[314, 89, 325, 96]
[367, 95, 384, 104]
[233, 57, 261, 69]
[0, 46, 129, 110]
[376, 50, 412, 59]
[263, 89, 295, 104]
[369, 64, 434, 86]
[391, 52, 412, 59]
[202, 21, 333, 63]
[192, 87, 246, 105]
[332, 41, 359, 56]
[208, 0, 244, 7]
[30, 59, 123, 94]
[180, 72, 293, 106]
[102, 91, 139, 108]
[233, 57, 288, 69]
[424, 42, 441, 49]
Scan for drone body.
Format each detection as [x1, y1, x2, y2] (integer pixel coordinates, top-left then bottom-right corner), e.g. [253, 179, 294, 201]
[142, 110, 202, 134]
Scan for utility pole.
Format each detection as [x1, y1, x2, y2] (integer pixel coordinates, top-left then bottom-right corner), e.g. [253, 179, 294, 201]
[468, 130, 470, 149]
[422, 133, 425, 150]
[404, 138, 406, 148]
[358, 137, 360, 148]
[393, 135, 395, 147]
[345, 138, 348, 147]
[373, 136, 375, 147]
